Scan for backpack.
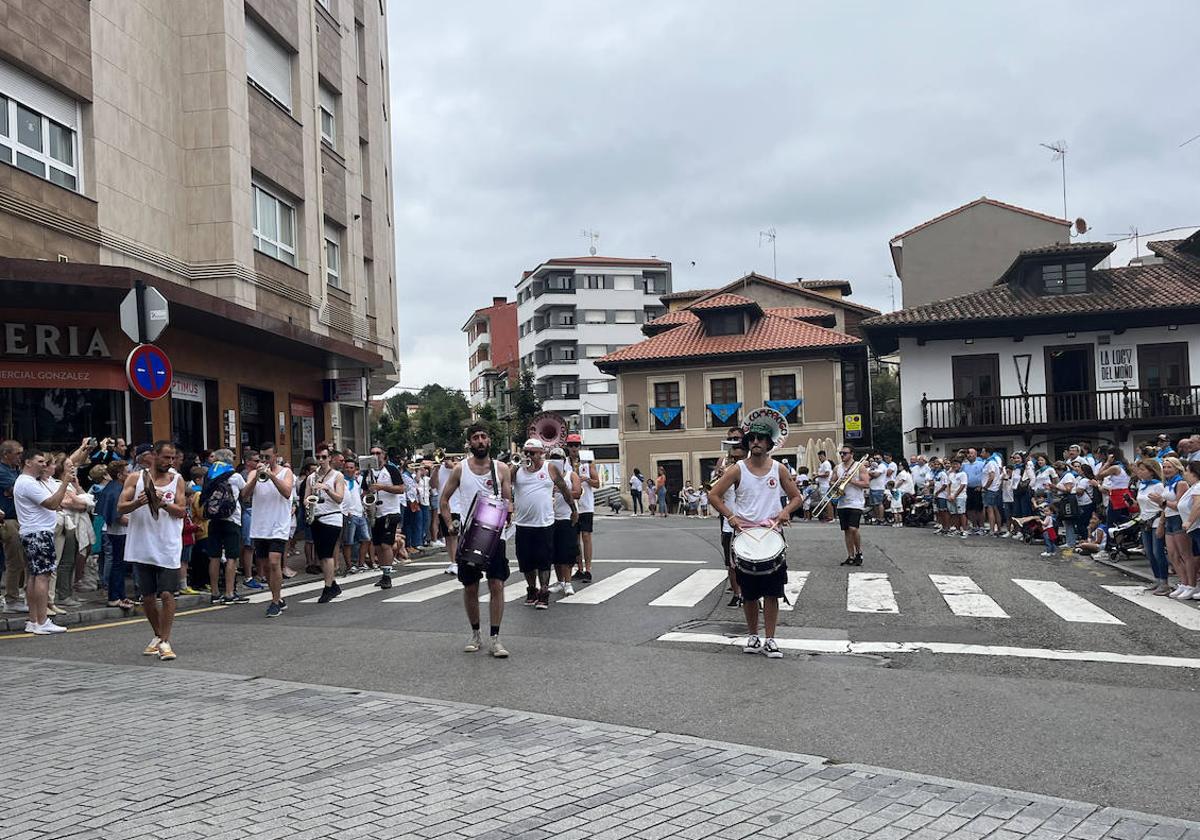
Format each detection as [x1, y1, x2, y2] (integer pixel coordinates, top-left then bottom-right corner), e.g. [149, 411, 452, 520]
[1089, 484, 1103, 510]
[202, 472, 237, 520]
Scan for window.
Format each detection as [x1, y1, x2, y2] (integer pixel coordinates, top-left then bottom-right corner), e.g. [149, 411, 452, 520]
[583, 344, 607, 358]
[614, 275, 636, 291]
[319, 85, 337, 148]
[587, 379, 610, 393]
[324, 221, 342, 287]
[614, 310, 636, 324]
[706, 312, 744, 336]
[559, 346, 576, 361]
[583, 274, 604, 289]
[709, 377, 739, 427]
[768, 374, 801, 421]
[587, 415, 612, 429]
[0, 77, 79, 190]
[583, 310, 606, 324]
[558, 312, 575, 326]
[653, 380, 682, 431]
[245, 14, 293, 111]
[547, 274, 573, 291]
[252, 181, 297, 265]
[1042, 262, 1088, 295]
[355, 22, 367, 79]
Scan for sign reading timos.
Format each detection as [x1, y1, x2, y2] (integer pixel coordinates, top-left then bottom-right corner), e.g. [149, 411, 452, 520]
[3, 323, 112, 358]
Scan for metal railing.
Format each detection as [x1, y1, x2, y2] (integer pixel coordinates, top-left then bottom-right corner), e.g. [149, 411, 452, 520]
[921, 385, 1200, 430]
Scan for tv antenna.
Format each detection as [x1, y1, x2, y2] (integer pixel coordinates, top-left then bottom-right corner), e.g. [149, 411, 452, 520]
[580, 229, 600, 256]
[758, 227, 777, 278]
[886, 273, 895, 311]
[1039, 140, 1068, 221]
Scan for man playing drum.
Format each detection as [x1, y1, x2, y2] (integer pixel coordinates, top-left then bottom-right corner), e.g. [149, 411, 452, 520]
[708, 414, 802, 659]
[437, 424, 514, 658]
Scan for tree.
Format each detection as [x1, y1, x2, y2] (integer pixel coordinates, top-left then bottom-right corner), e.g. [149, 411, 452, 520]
[411, 384, 472, 451]
[473, 403, 509, 457]
[372, 410, 413, 457]
[508, 367, 542, 447]
[871, 367, 903, 457]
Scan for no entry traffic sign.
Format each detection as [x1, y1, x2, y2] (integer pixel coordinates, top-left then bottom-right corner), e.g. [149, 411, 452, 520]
[125, 343, 173, 400]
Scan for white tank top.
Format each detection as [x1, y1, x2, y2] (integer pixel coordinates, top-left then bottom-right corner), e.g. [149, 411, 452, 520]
[342, 477, 364, 516]
[439, 465, 461, 514]
[731, 460, 783, 524]
[577, 463, 595, 514]
[125, 471, 183, 568]
[552, 460, 575, 521]
[307, 469, 343, 526]
[513, 464, 554, 527]
[250, 467, 294, 539]
[721, 461, 740, 534]
[458, 459, 499, 515]
[835, 462, 866, 510]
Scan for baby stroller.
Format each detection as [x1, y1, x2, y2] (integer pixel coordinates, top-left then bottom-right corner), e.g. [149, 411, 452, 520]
[1106, 517, 1143, 561]
[902, 495, 934, 528]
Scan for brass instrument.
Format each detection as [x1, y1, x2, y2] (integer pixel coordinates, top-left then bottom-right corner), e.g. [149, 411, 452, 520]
[257, 465, 271, 483]
[144, 471, 161, 520]
[811, 454, 870, 519]
[304, 493, 321, 525]
[362, 492, 377, 509]
[528, 412, 567, 448]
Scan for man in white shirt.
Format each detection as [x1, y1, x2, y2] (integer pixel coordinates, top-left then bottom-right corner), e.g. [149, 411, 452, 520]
[947, 458, 969, 539]
[981, 450, 1005, 537]
[815, 451, 833, 521]
[365, 445, 406, 589]
[241, 442, 295, 617]
[833, 446, 871, 565]
[510, 439, 576, 609]
[910, 456, 931, 496]
[867, 455, 887, 523]
[14, 450, 73, 634]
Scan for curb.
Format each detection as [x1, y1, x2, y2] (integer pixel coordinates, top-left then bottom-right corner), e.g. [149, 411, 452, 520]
[1092, 555, 1156, 584]
[2, 593, 211, 632]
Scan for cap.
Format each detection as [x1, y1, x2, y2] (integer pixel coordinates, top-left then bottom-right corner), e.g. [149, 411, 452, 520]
[135, 443, 153, 457]
[566, 432, 582, 444]
[522, 438, 545, 451]
[548, 446, 566, 460]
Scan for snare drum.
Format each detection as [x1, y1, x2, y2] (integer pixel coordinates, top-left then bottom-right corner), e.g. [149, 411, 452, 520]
[731, 526, 786, 575]
[456, 495, 509, 569]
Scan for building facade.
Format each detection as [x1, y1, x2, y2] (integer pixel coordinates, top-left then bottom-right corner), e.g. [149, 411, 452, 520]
[597, 276, 874, 507]
[0, 0, 398, 460]
[515, 256, 672, 459]
[861, 236, 1200, 459]
[890, 197, 1070, 308]
[463, 296, 518, 412]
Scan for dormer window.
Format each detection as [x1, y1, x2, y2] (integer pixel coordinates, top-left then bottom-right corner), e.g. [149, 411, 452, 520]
[1040, 262, 1087, 295]
[706, 312, 745, 336]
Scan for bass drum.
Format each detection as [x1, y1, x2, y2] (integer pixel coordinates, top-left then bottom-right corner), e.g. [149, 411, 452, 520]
[456, 494, 508, 569]
[731, 526, 786, 575]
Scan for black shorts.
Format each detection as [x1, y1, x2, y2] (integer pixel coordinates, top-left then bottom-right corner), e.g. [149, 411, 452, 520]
[253, 538, 287, 559]
[311, 521, 343, 559]
[721, 530, 733, 568]
[515, 525, 553, 574]
[735, 563, 787, 602]
[552, 519, 579, 566]
[134, 563, 180, 596]
[371, 513, 400, 546]
[457, 539, 511, 587]
[966, 487, 984, 512]
[575, 512, 594, 534]
[207, 518, 241, 562]
[440, 511, 457, 533]
[837, 508, 863, 531]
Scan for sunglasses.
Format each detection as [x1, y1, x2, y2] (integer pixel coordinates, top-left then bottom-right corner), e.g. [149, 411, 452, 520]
[567, 443, 580, 447]
[840, 451, 852, 455]
[317, 454, 329, 460]
[523, 451, 540, 457]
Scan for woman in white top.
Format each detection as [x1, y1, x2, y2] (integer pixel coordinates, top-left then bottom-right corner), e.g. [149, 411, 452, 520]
[1095, 451, 1132, 526]
[1134, 458, 1170, 595]
[1156, 457, 1192, 599]
[1174, 461, 1200, 601]
[13, 451, 74, 634]
[1029, 454, 1057, 496]
[628, 469, 645, 516]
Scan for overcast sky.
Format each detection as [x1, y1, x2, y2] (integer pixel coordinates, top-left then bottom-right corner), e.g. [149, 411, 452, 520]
[387, 2, 1199, 393]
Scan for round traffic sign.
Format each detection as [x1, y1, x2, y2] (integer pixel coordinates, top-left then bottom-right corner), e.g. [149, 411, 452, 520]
[125, 343, 173, 400]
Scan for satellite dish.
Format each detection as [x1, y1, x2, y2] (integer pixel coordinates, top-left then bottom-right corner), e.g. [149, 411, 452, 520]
[1074, 217, 1089, 235]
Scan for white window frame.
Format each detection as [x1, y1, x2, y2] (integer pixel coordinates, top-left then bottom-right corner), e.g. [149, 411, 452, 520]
[0, 94, 79, 191]
[613, 275, 636, 291]
[614, 310, 636, 324]
[761, 366, 805, 424]
[324, 221, 342, 288]
[252, 181, 297, 266]
[703, 370, 744, 430]
[646, 375, 685, 432]
[319, 84, 337, 148]
[582, 310, 606, 324]
[583, 344, 607, 358]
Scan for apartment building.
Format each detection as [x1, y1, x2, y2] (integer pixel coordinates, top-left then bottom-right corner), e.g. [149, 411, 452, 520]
[463, 296, 518, 412]
[0, 0, 398, 462]
[515, 256, 672, 460]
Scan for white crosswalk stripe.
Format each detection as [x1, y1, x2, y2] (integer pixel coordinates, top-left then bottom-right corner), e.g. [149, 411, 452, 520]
[560, 568, 658, 604]
[649, 570, 727, 607]
[778, 571, 810, 612]
[298, 569, 444, 603]
[480, 580, 528, 603]
[381, 578, 464, 603]
[929, 574, 1009, 618]
[1012, 579, 1124, 624]
[245, 578, 327, 604]
[1102, 586, 1200, 630]
[846, 572, 899, 614]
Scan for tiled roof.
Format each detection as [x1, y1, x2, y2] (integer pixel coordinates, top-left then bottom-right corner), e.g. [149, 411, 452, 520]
[543, 256, 671, 267]
[797, 279, 853, 293]
[645, 309, 697, 327]
[994, 241, 1116, 285]
[889, 197, 1070, 244]
[689, 292, 759, 311]
[660, 288, 714, 302]
[598, 312, 861, 369]
[695, 273, 880, 316]
[765, 306, 835, 321]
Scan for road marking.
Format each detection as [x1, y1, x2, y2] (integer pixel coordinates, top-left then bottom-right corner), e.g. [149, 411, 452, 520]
[299, 569, 444, 603]
[847, 572, 899, 614]
[560, 568, 658, 604]
[1102, 586, 1200, 630]
[480, 580, 527, 603]
[929, 574, 1009, 618]
[381, 578, 463, 603]
[1012, 579, 1124, 624]
[245, 578, 329, 604]
[779, 571, 810, 612]
[0, 605, 227, 640]
[655, 632, 1200, 670]
[649, 570, 728, 607]
[409, 558, 705, 567]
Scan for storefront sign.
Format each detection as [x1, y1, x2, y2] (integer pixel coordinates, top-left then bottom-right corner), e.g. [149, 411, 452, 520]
[171, 374, 205, 403]
[1097, 344, 1136, 389]
[323, 376, 366, 402]
[843, 413, 863, 440]
[0, 360, 127, 390]
[3, 323, 111, 358]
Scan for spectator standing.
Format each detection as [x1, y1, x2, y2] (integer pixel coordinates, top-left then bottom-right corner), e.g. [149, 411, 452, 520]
[1, 439, 27, 613]
[97, 461, 133, 609]
[961, 448, 986, 533]
[1135, 458, 1170, 596]
[14, 451, 72, 634]
[629, 468, 644, 515]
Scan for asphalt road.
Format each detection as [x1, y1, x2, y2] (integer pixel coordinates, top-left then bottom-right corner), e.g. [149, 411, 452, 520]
[7, 514, 1200, 818]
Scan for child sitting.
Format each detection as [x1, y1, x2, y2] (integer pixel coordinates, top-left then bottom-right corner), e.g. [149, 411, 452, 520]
[1075, 511, 1107, 558]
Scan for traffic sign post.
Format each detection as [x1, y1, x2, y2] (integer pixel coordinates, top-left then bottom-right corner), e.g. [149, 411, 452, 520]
[121, 279, 172, 442]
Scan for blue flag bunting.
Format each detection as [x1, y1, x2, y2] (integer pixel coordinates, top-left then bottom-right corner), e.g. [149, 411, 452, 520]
[706, 402, 742, 422]
[650, 405, 684, 426]
[765, 398, 802, 415]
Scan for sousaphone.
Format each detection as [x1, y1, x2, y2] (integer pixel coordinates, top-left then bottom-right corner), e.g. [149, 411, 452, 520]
[527, 411, 567, 448]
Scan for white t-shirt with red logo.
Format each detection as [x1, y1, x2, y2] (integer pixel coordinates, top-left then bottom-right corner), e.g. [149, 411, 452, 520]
[513, 464, 554, 527]
[731, 460, 783, 525]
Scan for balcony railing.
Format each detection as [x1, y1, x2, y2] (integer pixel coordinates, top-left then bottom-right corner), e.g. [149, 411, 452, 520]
[921, 385, 1200, 433]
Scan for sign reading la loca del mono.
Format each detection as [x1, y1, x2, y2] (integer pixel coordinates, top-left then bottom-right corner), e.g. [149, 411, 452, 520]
[1097, 344, 1136, 389]
[3, 323, 112, 358]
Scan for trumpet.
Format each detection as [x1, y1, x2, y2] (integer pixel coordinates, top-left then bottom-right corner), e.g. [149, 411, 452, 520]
[811, 454, 869, 519]
[257, 466, 271, 482]
[362, 492, 377, 508]
[145, 474, 161, 520]
[522, 455, 533, 469]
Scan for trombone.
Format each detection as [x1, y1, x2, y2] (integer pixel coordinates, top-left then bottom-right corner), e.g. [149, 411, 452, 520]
[811, 454, 870, 519]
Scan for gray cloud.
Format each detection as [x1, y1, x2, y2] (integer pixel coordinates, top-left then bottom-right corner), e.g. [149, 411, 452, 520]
[389, 1, 1200, 391]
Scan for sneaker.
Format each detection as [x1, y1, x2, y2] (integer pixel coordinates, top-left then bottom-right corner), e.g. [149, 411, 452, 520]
[535, 591, 550, 610]
[489, 637, 509, 658]
[1152, 583, 1173, 596]
[179, 586, 201, 596]
[1191, 589, 1200, 601]
[379, 575, 392, 590]
[331, 581, 342, 597]
[279, 598, 288, 611]
[548, 581, 565, 594]
[582, 571, 592, 583]
[317, 586, 334, 604]
[39, 620, 66, 634]
[143, 636, 162, 655]
[265, 602, 282, 618]
[158, 641, 176, 661]
[23, 620, 39, 634]
[571, 570, 586, 581]
[840, 557, 855, 566]
[763, 638, 783, 659]
[524, 587, 538, 606]
[1040, 551, 1057, 557]
[959, 532, 968, 540]
[728, 595, 743, 608]
[58, 597, 83, 608]
[1172, 586, 1195, 600]
[464, 630, 482, 653]
[245, 579, 265, 591]
[12, 600, 29, 613]
[743, 634, 762, 654]
[432, 539, 446, 548]
[227, 592, 251, 604]
[210, 595, 224, 605]
[444, 562, 458, 576]
[563, 583, 575, 596]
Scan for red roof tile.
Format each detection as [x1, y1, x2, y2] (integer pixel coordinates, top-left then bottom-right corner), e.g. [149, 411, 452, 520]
[889, 197, 1070, 244]
[645, 309, 697, 327]
[598, 312, 861, 369]
[689, 292, 758, 311]
[694, 273, 880, 316]
[765, 306, 835, 321]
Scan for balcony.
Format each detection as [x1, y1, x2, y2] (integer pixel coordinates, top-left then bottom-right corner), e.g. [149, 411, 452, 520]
[467, 328, 490, 354]
[920, 386, 1200, 439]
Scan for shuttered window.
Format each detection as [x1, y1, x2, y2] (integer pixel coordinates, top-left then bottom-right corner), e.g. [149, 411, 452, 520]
[245, 15, 292, 111]
[0, 59, 80, 191]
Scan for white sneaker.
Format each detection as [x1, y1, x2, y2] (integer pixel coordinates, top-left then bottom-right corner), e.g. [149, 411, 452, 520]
[563, 583, 575, 596]
[1040, 551, 1056, 557]
[464, 630, 482, 653]
[443, 563, 457, 576]
[432, 540, 446, 548]
[1191, 589, 1200, 600]
[549, 581, 565, 594]
[960, 532, 968, 539]
[39, 620, 66, 634]
[763, 638, 783, 659]
[743, 634, 762, 654]
[12, 600, 29, 613]
[26, 621, 51, 635]
[1168, 585, 1187, 599]
[1171, 586, 1195, 600]
[23, 620, 37, 633]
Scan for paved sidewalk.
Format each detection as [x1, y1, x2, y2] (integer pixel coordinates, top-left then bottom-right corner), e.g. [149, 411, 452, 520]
[2, 658, 1195, 840]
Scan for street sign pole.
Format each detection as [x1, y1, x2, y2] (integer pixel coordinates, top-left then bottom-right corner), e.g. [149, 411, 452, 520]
[135, 279, 153, 443]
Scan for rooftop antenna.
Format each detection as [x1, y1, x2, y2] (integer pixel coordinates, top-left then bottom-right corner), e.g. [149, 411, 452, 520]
[1103, 226, 1140, 258]
[886, 273, 895, 311]
[758, 227, 777, 278]
[1039, 140, 1068, 222]
[580, 229, 600, 256]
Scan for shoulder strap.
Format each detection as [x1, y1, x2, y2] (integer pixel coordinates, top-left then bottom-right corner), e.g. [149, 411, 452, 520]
[489, 458, 499, 498]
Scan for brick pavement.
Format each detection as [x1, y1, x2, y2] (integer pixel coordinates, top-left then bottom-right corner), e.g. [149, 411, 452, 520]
[1, 656, 1196, 840]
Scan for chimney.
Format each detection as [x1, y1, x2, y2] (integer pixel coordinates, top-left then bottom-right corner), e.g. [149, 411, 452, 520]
[492, 296, 507, 306]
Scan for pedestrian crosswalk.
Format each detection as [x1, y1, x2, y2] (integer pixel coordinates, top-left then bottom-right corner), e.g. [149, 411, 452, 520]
[258, 566, 1200, 632]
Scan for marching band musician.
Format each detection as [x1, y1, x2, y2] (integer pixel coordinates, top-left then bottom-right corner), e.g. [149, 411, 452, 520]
[305, 444, 346, 604]
[714, 433, 746, 608]
[708, 416, 802, 660]
[833, 446, 870, 566]
[568, 433, 600, 584]
[367, 446, 406, 590]
[438, 423, 514, 658]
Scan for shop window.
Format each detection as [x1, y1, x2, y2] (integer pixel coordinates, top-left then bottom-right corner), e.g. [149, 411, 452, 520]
[252, 181, 297, 266]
